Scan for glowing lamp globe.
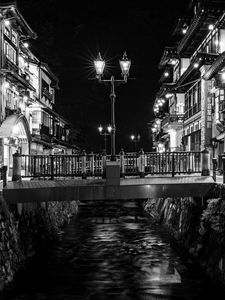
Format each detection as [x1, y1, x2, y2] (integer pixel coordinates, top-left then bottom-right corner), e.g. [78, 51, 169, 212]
[94, 53, 105, 77]
[119, 52, 131, 77]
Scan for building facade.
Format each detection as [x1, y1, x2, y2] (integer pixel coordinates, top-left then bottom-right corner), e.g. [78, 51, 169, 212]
[151, 0, 225, 168]
[0, 2, 78, 177]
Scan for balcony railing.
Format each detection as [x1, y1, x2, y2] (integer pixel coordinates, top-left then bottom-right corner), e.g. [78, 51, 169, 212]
[161, 114, 184, 128]
[4, 58, 19, 73]
[42, 87, 54, 102]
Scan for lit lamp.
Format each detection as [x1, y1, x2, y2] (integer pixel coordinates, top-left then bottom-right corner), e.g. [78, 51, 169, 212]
[98, 124, 112, 153]
[94, 51, 131, 161]
[130, 134, 140, 152]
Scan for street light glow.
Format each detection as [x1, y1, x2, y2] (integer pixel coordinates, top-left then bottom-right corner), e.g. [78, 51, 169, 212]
[107, 125, 112, 133]
[98, 125, 103, 133]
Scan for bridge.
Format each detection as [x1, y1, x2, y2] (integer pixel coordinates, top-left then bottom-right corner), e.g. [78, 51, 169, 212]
[1, 150, 216, 204]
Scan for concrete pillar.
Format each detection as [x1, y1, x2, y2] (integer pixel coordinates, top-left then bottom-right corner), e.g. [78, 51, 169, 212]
[101, 149, 107, 178]
[138, 148, 145, 178]
[120, 148, 125, 178]
[201, 148, 210, 176]
[90, 152, 95, 176]
[12, 151, 21, 181]
[81, 149, 87, 179]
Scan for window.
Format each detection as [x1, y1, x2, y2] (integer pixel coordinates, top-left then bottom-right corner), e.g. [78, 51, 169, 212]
[12, 30, 17, 46]
[4, 41, 17, 64]
[32, 111, 41, 124]
[6, 89, 18, 110]
[185, 81, 201, 119]
[4, 26, 10, 38]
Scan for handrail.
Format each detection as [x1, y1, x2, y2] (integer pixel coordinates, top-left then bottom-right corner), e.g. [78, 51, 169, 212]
[16, 151, 203, 180]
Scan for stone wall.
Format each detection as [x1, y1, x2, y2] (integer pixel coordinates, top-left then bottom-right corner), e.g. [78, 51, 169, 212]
[0, 196, 78, 291]
[143, 184, 225, 286]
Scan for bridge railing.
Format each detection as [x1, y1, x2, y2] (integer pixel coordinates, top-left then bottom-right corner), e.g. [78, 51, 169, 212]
[11, 150, 208, 181]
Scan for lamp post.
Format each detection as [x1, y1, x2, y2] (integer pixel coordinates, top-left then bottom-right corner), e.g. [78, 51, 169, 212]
[94, 52, 131, 161]
[98, 124, 112, 153]
[130, 134, 140, 152]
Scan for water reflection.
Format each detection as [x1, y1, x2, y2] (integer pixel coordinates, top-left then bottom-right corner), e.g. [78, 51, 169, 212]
[1, 201, 223, 300]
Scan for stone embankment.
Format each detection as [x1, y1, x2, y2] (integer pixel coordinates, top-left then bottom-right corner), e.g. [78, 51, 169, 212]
[0, 194, 78, 291]
[143, 183, 225, 287]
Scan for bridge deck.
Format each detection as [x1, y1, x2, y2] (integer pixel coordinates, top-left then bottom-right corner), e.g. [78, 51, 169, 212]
[3, 176, 215, 204]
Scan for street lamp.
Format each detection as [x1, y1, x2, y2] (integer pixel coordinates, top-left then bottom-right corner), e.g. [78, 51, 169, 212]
[98, 124, 112, 153]
[94, 52, 131, 161]
[130, 134, 140, 152]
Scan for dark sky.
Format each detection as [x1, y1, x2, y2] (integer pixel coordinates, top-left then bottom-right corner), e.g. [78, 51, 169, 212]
[15, 0, 190, 152]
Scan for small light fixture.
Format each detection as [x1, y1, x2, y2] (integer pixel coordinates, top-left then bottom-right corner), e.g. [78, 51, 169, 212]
[4, 82, 10, 89]
[194, 62, 199, 68]
[208, 24, 214, 30]
[4, 19, 10, 26]
[164, 71, 169, 77]
[171, 59, 177, 65]
[23, 42, 29, 48]
[94, 52, 105, 78]
[165, 93, 173, 99]
[182, 28, 187, 34]
[131, 134, 135, 140]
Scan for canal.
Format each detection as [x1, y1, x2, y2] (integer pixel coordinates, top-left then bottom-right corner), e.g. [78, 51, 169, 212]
[1, 200, 224, 300]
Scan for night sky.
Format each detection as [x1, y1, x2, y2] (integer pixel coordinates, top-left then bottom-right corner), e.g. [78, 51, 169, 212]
[14, 0, 190, 153]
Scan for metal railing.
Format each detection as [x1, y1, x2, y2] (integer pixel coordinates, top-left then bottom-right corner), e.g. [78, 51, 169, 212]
[17, 151, 203, 180]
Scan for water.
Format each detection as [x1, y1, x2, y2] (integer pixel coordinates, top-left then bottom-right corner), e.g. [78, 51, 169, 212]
[1, 200, 224, 300]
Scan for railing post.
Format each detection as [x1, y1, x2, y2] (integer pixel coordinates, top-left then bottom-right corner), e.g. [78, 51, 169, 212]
[212, 157, 217, 182]
[102, 149, 107, 178]
[201, 148, 210, 176]
[90, 152, 95, 176]
[120, 148, 125, 178]
[171, 153, 175, 177]
[138, 148, 145, 178]
[12, 151, 21, 181]
[50, 155, 54, 180]
[81, 149, 87, 179]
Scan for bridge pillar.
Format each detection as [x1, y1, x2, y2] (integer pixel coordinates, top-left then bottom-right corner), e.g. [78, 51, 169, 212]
[12, 151, 21, 181]
[120, 148, 125, 178]
[201, 148, 210, 176]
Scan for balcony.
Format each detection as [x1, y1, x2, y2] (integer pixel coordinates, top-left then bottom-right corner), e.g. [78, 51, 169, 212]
[161, 114, 184, 131]
[42, 87, 54, 102]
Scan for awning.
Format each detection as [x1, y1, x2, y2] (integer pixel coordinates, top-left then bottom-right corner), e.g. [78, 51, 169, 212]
[0, 114, 31, 142]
